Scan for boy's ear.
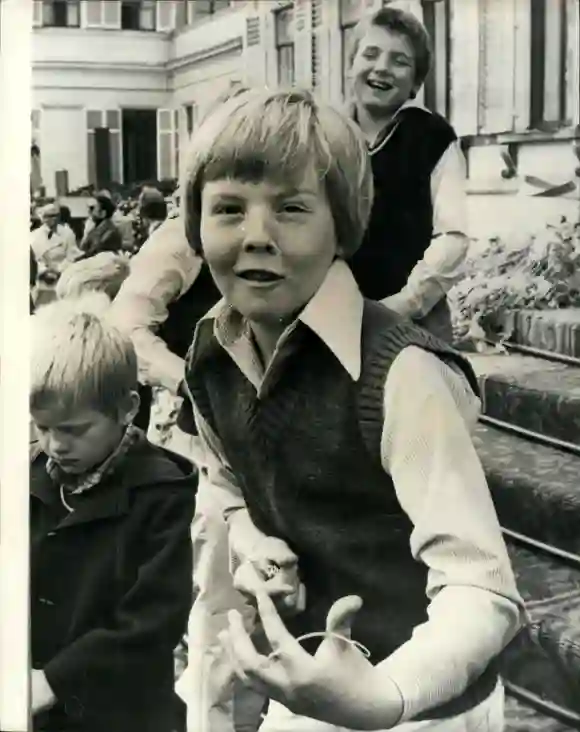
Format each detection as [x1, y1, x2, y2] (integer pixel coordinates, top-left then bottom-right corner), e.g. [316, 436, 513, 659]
[119, 390, 141, 427]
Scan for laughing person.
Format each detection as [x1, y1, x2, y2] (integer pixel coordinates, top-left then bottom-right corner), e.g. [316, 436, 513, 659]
[181, 87, 524, 731]
[347, 7, 469, 341]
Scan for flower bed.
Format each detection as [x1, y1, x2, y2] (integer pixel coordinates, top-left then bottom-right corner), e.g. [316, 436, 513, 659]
[449, 217, 580, 345]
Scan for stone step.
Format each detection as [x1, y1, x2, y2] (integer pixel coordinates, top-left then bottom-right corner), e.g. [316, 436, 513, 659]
[501, 542, 580, 716]
[505, 694, 577, 732]
[511, 310, 580, 359]
[473, 424, 580, 555]
[467, 353, 580, 445]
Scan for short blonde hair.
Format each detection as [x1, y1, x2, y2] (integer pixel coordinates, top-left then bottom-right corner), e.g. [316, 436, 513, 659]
[56, 252, 131, 301]
[30, 295, 137, 416]
[181, 87, 373, 258]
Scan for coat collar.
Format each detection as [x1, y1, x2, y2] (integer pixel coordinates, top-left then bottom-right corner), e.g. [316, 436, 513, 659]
[30, 439, 195, 529]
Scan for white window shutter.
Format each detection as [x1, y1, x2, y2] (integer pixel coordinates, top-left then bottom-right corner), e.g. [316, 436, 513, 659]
[293, 0, 312, 88]
[83, 0, 104, 28]
[477, 0, 516, 134]
[449, 0, 479, 136]
[513, 0, 531, 132]
[565, 0, 580, 127]
[32, 0, 43, 27]
[157, 0, 176, 32]
[157, 109, 174, 180]
[102, 0, 121, 28]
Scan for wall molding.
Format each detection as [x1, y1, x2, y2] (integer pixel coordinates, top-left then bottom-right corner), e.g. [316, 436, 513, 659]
[166, 37, 242, 72]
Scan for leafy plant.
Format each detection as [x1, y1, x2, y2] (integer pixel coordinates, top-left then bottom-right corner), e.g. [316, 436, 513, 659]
[449, 217, 580, 344]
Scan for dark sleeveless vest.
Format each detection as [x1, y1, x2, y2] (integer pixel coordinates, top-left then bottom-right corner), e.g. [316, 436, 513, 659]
[348, 108, 457, 301]
[186, 300, 499, 721]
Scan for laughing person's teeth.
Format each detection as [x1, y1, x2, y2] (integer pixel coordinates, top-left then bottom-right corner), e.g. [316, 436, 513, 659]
[367, 80, 392, 91]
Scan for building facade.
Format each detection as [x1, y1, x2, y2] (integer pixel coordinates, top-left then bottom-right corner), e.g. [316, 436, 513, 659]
[32, 0, 579, 233]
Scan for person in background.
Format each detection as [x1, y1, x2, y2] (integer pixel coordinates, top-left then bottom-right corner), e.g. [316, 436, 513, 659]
[30, 247, 38, 313]
[110, 214, 219, 434]
[31, 203, 81, 284]
[133, 188, 168, 252]
[29, 296, 197, 732]
[347, 7, 469, 342]
[183, 86, 523, 732]
[58, 205, 81, 245]
[78, 195, 123, 260]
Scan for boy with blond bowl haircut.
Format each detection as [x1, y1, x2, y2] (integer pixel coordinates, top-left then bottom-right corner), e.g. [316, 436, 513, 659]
[181, 87, 525, 731]
[30, 297, 197, 732]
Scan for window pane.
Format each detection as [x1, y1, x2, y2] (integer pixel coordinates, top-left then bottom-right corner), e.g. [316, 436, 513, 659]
[87, 110, 102, 129]
[275, 7, 293, 45]
[342, 25, 357, 94]
[213, 0, 231, 11]
[67, 0, 80, 26]
[159, 133, 172, 179]
[42, 0, 55, 25]
[106, 110, 120, 129]
[109, 132, 121, 183]
[140, 0, 156, 30]
[195, 0, 212, 16]
[87, 132, 96, 186]
[278, 45, 295, 86]
[158, 110, 172, 131]
[339, 0, 364, 27]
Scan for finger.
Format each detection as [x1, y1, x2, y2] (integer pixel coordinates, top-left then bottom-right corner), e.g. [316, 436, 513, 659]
[226, 610, 284, 694]
[253, 541, 298, 570]
[255, 589, 309, 661]
[325, 595, 363, 640]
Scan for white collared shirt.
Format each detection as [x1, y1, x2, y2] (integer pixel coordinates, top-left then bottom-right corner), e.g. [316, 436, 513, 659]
[188, 260, 524, 721]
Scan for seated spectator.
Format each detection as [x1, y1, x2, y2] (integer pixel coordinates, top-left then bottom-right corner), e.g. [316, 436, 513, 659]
[31, 203, 81, 284]
[79, 195, 123, 260]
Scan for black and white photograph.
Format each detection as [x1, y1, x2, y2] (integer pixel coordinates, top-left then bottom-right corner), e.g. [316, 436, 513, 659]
[1, 0, 580, 731]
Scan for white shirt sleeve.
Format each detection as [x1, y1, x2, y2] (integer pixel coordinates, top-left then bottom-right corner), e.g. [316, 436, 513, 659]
[382, 141, 470, 319]
[376, 346, 524, 721]
[110, 218, 202, 393]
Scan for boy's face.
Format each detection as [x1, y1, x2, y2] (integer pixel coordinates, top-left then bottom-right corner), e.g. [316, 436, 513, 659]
[200, 166, 339, 328]
[31, 403, 130, 475]
[351, 25, 417, 117]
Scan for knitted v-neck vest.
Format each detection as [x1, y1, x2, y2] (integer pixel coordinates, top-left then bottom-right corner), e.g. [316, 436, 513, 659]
[348, 108, 457, 301]
[187, 301, 498, 720]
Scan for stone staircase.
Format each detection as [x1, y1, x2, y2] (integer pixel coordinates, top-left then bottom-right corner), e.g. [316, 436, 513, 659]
[466, 309, 580, 731]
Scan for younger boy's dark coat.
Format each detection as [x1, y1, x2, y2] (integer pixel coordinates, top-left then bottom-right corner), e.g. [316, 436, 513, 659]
[30, 437, 197, 732]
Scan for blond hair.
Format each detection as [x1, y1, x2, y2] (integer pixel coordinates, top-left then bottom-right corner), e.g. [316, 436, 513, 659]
[30, 295, 137, 416]
[181, 87, 373, 258]
[56, 252, 131, 301]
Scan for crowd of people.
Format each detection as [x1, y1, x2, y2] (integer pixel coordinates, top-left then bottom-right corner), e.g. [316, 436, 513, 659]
[29, 8, 525, 732]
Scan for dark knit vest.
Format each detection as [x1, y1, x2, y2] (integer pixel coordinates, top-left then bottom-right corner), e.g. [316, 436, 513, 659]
[348, 108, 457, 300]
[187, 301, 498, 721]
[158, 262, 221, 361]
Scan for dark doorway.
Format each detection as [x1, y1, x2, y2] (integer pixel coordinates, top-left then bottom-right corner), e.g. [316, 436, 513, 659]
[94, 128, 112, 189]
[122, 109, 157, 185]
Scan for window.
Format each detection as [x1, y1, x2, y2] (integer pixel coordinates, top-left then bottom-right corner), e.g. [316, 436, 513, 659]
[275, 6, 295, 86]
[121, 0, 155, 31]
[529, 0, 571, 129]
[87, 110, 122, 186]
[340, 0, 367, 96]
[41, 0, 80, 28]
[421, 0, 450, 117]
[192, 0, 231, 19]
[184, 104, 196, 136]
